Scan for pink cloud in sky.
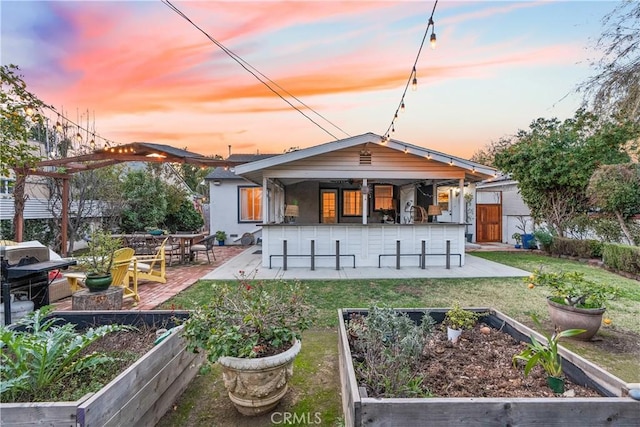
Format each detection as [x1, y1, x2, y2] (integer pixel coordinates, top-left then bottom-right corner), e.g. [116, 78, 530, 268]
[11, 1, 607, 159]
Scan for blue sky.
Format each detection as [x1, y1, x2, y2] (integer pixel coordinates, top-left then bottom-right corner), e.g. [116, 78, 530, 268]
[1, 1, 618, 158]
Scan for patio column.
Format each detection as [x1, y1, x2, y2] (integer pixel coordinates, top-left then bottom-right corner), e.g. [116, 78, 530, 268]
[362, 178, 368, 225]
[262, 177, 268, 223]
[458, 178, 465, 225]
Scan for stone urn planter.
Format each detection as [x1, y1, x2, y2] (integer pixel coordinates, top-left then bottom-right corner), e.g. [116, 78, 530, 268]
[218, 339, 301, 416]
[547, 297, 606, 341]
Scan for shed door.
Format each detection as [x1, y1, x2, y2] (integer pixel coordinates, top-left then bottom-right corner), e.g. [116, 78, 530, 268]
[477, 204, 501, 242]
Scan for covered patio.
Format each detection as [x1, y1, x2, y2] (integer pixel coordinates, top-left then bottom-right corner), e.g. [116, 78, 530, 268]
[234, 133, 497, 270]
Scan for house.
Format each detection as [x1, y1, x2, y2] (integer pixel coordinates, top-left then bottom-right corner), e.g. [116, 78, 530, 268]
[205, 154, 278, 244]
[475, 175, 534, 245]
[209, 133, 496, 269]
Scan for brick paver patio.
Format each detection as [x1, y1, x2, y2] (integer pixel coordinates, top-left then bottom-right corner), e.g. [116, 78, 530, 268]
[52, 245, 247, 311]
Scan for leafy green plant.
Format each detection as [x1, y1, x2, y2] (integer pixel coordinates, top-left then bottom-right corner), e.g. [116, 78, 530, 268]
[78, 229, 122, 276]
[533, 229, 554, 252]
[444, 301, 481, 330]
[513, 314, 585, 378]
[527, 269, 619, 309]
[512, 233, 522, 245]
[214, 230, 227, 241]
[0, 308, 131, 402]
[347, 306, 435, 398]
[182, 271, 314, 362]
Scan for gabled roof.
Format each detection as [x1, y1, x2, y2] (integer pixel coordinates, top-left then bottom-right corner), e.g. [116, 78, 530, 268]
[234, 132, 496, 181]
[205, 154, 278, 180]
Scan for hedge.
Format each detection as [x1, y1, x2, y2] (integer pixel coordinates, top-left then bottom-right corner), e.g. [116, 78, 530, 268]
[602, 243, 640, 276]
[550, 237, 603, 259]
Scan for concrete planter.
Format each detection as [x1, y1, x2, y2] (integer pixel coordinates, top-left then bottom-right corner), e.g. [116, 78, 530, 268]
[0, 311, 204, 427]
[218, 339, 301, 416]
[547, 297, 606, 341]
[338, 308, 639, 427]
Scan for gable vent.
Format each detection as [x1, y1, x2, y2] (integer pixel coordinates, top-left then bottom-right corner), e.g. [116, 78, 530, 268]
[359, 149, 372, 165]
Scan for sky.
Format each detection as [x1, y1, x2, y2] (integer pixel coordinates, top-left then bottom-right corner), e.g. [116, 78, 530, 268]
[1, 1, 619, 159]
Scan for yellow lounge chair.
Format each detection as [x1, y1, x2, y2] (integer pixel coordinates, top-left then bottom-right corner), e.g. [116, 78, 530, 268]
[125, 237, 168, 302]
[65, 247, 135, 294]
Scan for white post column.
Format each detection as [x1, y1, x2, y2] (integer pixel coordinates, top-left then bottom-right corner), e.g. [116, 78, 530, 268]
[458, 178, 465, 224]
[262, 177, 269, 223]
[362, 178, 368, 225]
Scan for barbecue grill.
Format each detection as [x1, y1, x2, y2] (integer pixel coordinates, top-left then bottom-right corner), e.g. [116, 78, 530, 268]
[1, 244, 76, 325]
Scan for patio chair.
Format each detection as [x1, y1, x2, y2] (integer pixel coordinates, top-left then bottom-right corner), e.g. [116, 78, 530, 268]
[163, 236, 182, 266]
[65, 247, 135, 294]
[189, 234, 217, 263]
[126, 237, 168, 298]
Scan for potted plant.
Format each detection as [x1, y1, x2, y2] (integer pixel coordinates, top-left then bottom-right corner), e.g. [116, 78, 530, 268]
[443, 301, 480, 343]
[182, 271, 314, 416]
[512, 232, 522, 249]
[526, 269, 619, 340]
[78, 230, 122, 292]
[513, 314, 586, 393]
[214, 230, 227, 246]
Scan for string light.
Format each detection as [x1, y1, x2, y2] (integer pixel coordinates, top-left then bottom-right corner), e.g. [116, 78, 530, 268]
[404, 146, 408, 154]
[411, 68, 418, 92]
[25, 106, 34, 116]
[75, 132, 82, 143]
[55, 121, 63, 133]
[381, 1, 438, 139]
[429, 18, 437, 49]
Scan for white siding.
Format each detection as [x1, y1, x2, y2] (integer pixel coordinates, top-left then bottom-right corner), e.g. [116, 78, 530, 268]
[209, 178, 263, 244]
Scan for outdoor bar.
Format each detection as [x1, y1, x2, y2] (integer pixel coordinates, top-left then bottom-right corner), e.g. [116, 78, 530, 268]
[262, 223, 465, 269]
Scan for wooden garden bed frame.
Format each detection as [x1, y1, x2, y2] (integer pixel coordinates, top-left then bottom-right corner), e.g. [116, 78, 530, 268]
[338, 308, 639, 427]
[1, 310, 204, 427]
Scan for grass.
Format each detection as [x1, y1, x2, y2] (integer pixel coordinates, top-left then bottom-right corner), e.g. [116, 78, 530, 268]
[157, 252, 639, 425]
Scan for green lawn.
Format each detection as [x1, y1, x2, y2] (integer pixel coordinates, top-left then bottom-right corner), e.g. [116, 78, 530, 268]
[157, 252, 639, 426]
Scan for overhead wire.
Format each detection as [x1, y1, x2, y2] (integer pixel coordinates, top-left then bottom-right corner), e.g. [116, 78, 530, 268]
[162, 0, 349, 141]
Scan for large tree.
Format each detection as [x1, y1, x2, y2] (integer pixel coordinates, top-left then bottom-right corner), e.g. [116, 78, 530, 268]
[494, 110, 637, 236]
[579, 1, 640, 124]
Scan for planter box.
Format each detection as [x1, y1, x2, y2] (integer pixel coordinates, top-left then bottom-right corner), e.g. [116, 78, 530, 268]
[1, 310, 205, 427]
[338, 308, 639, 427]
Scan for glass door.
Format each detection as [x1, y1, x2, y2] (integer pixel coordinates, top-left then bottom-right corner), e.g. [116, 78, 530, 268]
[320, 189, 337, 223]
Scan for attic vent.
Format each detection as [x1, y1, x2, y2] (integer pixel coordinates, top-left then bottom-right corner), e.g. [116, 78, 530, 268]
[359, 149, 372, 165]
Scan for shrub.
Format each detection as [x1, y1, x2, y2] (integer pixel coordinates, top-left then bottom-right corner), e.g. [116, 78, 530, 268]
[602, 243, 640, 276]
[164, 199, 204, 233]
[347, 306, 435, 398]
[550, 237, 602, 259]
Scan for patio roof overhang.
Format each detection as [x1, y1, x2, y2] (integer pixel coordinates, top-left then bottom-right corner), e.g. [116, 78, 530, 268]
[234, 132, 497, 186]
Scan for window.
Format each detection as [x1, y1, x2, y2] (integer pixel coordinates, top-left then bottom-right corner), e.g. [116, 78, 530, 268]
[0, 179, 14, 195]
[437, 189, 449, 211]
[374, 185, 393, 210]
[342, 189, 362, 216]
[239, 187, 262, 222]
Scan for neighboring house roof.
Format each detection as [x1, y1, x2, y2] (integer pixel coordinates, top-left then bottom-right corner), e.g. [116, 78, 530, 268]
[205, 154, 278, 181]
[234, 132, 496, 184]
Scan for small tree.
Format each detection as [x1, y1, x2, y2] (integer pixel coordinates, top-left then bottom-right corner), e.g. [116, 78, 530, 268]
[587, 163, 640, 245]
[1, 64, 49, 241]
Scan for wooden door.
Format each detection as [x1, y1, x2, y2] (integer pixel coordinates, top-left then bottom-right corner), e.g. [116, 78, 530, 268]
[321, 189, 337, 223]
[476, 204, 501, 242]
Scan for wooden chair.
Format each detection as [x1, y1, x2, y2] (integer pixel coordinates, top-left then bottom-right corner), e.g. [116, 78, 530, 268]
[189, 234, 217, 263]
[126, 238, 168, 301]
[65, 247, 134, 294]
[412, 205, 428, 223]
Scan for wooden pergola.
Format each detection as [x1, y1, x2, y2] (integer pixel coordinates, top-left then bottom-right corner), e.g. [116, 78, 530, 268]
[14, 142, 246, 256]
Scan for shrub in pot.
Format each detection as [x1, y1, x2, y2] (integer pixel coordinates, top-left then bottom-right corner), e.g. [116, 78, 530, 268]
[78, 230, 122, 291]
[182, 271, 314, 416]
[443, 301, 480, 343]
[526, 269, 619, 340]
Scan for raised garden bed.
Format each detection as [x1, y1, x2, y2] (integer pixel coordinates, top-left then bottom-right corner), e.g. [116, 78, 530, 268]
[1, 310, 205, 427]
[338, 308, 639, 427]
